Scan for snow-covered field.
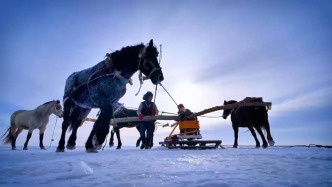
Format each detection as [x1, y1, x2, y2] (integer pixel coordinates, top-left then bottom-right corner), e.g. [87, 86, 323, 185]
[1, 145, 331, 187]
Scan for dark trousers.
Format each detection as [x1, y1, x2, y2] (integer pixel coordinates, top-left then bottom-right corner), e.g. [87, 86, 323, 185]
[139, 121, 154, 147]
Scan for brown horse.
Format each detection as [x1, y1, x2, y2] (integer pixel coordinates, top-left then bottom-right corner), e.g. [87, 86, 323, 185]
[222, 98, 275, 148]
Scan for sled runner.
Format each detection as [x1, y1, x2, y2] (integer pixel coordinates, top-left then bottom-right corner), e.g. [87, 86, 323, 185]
[159, 120, 222, 149]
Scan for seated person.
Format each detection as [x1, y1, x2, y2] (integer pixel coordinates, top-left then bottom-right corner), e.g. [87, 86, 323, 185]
[177, 104, 196, 121]
[177, 104, 199, 137]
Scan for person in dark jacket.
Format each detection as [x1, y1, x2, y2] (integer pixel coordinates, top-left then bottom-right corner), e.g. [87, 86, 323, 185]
[177, 104, 196, 121]
[137, 91, 158, 149]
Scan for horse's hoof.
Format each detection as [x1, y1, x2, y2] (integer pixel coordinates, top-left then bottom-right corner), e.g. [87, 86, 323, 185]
[268, 140, 275, 146]
[40, 146, 46, 150]
[23, 147, 28, 150]
[109, 142, 114, 148]
[233, 145, 238, 148]
[86, 148, 98, 153]
[56, 147, 65, 153]
[116, 146, 121, 149]
[95, 144, 102, 150]
[92, 135, 102, 150]
[66, 144, 76, 150]
[12, 147, 16, 150]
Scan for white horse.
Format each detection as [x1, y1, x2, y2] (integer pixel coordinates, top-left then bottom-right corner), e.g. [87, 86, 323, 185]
[1, 100, 63, 150]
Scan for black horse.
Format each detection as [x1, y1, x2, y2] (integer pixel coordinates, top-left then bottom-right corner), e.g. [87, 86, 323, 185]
[56, 39, 164, 153]
[109, 105, 154, 149]
[222, 98, 275, 148]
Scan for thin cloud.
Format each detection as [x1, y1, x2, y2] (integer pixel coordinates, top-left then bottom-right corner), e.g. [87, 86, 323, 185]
[271, 87, 332, 116]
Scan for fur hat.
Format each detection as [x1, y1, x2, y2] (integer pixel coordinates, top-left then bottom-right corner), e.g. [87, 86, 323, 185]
[143, 91, 153, 100]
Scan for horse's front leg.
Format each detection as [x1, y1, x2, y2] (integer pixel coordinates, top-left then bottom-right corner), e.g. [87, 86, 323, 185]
[66, 125, 78, 150]
[39, 127, 46, 150]
[232, 124, 239, 148]
[256, 126, 268, 148]
[85, 105, 112, 152]
[248, 126, 260, 148]
[264, 120, 275, 146]
[56, 100, 73, 152]
[23, 129, 33, 150]
[135, 126, 141, 147]
[136, 138, 141, 147]
[67, 108, 90, 150]
[115, 129, 122, 149]
[109, 130, 115, 147]
[57, 120, 69, 152]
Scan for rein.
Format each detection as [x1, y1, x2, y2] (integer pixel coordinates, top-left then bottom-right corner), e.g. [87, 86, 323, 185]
[160, 83, 178, 107]
[153, 45, 162, 105]
[47, 116, 58, 149]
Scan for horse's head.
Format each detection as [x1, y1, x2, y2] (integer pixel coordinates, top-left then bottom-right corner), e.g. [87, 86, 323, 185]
[52, 100, 63, 118]
[138, 39, 164, 85]
[222, 100, 237, 119]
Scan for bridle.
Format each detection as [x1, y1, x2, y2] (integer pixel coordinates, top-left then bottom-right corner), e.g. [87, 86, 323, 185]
[53, 102, 63, 117]
[137, 46, 162, 80]
[135, 45, 162, 96]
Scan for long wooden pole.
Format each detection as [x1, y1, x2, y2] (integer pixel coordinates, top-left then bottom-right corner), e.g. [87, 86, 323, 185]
[110, 101, 272, 124]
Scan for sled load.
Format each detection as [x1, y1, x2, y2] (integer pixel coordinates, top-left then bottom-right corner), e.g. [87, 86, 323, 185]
[159, 120, 222, 149]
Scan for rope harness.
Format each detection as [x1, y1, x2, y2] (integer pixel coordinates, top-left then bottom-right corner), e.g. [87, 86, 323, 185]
[159, 83, 178, 107]
[135, 45, 162, 95]
[47, 116, 58, 149]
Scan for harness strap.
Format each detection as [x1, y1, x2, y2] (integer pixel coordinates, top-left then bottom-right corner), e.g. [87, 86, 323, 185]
[105, 53, 113, 68]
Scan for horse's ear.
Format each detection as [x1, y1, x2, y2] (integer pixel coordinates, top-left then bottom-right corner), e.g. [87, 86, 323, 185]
[56, 100, 60, 104]
[149, 39, 153, 47]
[224, 100, 227, 105]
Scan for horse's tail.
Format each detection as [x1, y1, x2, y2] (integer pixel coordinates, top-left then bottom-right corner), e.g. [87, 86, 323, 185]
[1, 127, 12, 145]
[2, 112, 20, 145]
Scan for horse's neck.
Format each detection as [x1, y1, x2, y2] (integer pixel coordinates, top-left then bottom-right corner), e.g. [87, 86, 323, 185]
[117, 57, 138, 80]
[112, 46, 142, 79]
[35, 103, 54, 117]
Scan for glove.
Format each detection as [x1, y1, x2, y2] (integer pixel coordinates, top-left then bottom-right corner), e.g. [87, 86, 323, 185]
[139, 113, 144, 120]
[151, 109, 156, 115]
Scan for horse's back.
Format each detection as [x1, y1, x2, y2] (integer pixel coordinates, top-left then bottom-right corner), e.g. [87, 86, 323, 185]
[63, 60, 106, 99]
[11, 110, 31, 129]
[114, 108, 138, 129]
[232, 100, 268, 127]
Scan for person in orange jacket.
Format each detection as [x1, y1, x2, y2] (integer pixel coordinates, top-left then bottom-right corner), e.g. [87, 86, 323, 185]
[137, 91, 158, 149]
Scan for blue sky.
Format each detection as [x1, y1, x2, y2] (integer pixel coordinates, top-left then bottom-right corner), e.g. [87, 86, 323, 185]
[1, 0, 331, 147]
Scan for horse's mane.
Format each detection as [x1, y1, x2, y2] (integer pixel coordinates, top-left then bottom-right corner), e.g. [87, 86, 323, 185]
[41, 100, 60, 106]
[227, 100, 238, 104]
[111, 43, 158, 69]
[111, 44, 143, 69]
[38, 100, 60, 109]
[41, 101, 54, 106]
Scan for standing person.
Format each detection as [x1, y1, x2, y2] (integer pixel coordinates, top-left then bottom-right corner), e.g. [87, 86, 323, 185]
[137, 91, 158, 149]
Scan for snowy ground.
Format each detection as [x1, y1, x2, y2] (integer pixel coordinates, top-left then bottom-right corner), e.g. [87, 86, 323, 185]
[1, 145, 331, 187]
